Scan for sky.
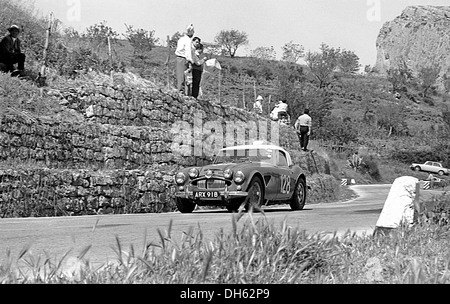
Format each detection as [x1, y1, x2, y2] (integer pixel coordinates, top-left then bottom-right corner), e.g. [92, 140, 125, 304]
[31, 0, 450, 68]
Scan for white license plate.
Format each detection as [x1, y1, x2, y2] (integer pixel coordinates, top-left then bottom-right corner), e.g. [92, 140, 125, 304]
[194, 191, 220, 199]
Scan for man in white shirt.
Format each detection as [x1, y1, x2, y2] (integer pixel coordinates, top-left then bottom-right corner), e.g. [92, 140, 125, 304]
[175, 24, 195, 93]
[294, 109, 312, 152]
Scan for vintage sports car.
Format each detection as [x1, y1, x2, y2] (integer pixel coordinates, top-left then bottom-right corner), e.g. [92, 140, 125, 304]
[174, 143, 307, 213]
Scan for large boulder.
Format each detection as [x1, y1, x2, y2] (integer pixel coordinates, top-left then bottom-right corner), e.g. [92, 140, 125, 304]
[375, 6, 450, 91]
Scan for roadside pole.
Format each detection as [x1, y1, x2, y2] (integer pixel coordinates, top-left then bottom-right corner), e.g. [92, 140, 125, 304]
[39, 12, 53, 87]
[414, 182, 421, 223]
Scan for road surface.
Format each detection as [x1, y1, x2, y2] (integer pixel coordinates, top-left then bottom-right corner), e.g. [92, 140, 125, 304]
[0, 184, 440, 270]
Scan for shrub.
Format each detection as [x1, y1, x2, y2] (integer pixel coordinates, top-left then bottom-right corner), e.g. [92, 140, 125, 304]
[360, 155, 382, 181]
[426, 194, 450, 226]
[346, 153, 364, 171]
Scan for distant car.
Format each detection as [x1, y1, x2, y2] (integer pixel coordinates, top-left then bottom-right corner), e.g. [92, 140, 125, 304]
[410, 161, 449, 176]
[174, 143, 307, 213]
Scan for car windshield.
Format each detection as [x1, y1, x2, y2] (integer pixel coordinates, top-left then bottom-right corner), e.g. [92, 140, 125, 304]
[213, 148, 274, 164]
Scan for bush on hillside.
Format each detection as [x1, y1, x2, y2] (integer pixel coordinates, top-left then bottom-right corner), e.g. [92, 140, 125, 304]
[425, 193, 450, 226]
[0, 73, 61, 116]
[390, 142, 450, 168]
[360, 154, 382, 181]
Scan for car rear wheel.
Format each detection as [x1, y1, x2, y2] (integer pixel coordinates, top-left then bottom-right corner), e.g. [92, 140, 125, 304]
[244, 177, 264, 212]
[414, 166, 421, 172]
[290, 178, 306, 211]
[176, 198, 196, 213]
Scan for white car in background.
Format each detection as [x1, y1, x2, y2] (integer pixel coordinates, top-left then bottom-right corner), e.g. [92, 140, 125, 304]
[410, 161, 449, 176]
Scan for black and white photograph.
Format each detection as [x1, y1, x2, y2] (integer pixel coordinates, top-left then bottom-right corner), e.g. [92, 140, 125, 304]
[1, 0, 450, 292]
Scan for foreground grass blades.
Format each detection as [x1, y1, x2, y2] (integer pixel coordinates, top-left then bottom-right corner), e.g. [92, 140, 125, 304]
[1, 210, 450, 284]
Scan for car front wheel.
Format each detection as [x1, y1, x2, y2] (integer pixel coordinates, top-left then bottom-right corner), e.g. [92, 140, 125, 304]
[176, 198, 196, 213]
[244, 177, 264, 212]
[290, 178, 306, 211]
[438, 170, 444, 176]
[414, 166, 421, 172]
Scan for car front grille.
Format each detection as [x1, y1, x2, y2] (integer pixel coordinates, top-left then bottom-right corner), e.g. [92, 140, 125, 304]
[196, 179, 226, 189]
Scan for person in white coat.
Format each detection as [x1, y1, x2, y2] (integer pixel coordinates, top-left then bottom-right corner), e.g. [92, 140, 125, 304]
[175, 24, 195, 93]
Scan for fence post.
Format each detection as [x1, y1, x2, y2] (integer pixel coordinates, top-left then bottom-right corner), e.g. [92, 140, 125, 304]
[414, 182, 421, 223]
[39, 12, 53, 86]
[166, 35, 170, 90]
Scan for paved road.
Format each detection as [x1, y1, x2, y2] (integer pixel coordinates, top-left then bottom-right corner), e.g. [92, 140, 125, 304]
[0, 184, 440, 270]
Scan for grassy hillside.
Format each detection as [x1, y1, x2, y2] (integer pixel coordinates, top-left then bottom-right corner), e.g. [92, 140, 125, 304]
[41, 36, 450, 184]
[2, 0, 450, 185]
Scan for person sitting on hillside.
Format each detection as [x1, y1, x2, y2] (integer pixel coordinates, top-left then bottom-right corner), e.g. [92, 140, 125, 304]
[277, 100, 288, 121]
[270, 100, 289, 122]
[253, 95, 263, 114]
[0, 25, 26, 75]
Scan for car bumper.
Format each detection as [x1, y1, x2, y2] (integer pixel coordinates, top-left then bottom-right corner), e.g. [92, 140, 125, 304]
[175, 186, 248, 201]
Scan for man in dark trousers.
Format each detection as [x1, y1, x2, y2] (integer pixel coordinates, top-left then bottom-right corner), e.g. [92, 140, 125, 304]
[295, 108, 312, 152]
[0, 25, 26, 74]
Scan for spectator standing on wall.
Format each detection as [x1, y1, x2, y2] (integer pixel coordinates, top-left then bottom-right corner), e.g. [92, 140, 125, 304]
[295, 108, 312, 152]
[175, 24, 195, 94]
[253, 95, 263, 114]
[0, 25, 26, 75]
[191, 42, 208, 99]
[184, 36, 202, 96]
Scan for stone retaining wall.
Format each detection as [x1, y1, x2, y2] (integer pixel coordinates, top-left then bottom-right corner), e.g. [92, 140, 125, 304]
[0, 168, 338, 218]
[0, 72, 338, 218]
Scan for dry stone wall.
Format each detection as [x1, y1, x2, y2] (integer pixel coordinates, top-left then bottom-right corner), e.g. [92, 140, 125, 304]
[0, 72, 339, 218]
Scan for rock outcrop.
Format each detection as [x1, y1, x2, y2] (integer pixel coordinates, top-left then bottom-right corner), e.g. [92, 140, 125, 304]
[375, 6, 450, 90]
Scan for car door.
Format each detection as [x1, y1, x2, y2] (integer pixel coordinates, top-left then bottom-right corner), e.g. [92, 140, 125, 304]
[274, 150, 294, 201]
[423, 161, 433, 173]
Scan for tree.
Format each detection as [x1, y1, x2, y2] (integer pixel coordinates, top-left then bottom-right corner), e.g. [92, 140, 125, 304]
[250, 46, 276, 60]
[124, 24, 159, 61]
[214, 29, 248, 58]
[444, 71, 450, 95]
[386, 59, 413, 93]
[281, 41, 304, 63]
[275, 62, 305, 121]
[375, 103, 409, 137]
[338, 49, 360, 74]
[85, 21, 120, 50]
[305, 43, 341, 88]
[442, 110, 450, 130]
[417, 65, 440, 98]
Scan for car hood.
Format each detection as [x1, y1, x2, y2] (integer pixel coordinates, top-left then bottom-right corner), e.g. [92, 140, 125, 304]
[200, 162, 256, 174]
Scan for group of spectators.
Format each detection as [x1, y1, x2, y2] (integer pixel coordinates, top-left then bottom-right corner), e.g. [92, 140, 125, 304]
[253, 95, 312, 152]
[1, 22, 312, 152]
[175, 24, 209, 99]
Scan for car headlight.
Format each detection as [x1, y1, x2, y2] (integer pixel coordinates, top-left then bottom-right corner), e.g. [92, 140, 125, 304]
[189, 168, 199, 179]
[224, 169, 233, 179]
[175, 172, 186, 185]
[234, 171, 245, 184]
